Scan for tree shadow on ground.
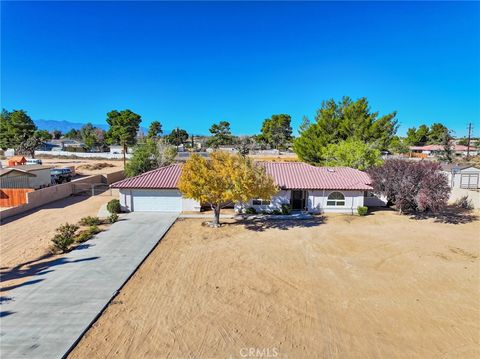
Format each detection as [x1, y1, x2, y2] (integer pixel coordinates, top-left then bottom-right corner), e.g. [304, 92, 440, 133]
[229, 216, 327, 232]
[0, 254, 100, 292]
[409, 206, 479, 225]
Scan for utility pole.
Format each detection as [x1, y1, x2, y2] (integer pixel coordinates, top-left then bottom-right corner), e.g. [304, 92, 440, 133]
[466, 123, 473, 160]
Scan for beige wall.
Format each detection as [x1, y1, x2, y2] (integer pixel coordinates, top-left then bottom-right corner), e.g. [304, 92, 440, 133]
[0, 174, 105, 220]
[104, 170, 125, 185]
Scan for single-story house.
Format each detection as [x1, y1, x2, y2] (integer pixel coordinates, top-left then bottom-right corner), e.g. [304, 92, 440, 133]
[441, 164, 480, 189]
[0, 165, 53, 189]
[111, 162, 386, 214]
[409, 145, 479, 157]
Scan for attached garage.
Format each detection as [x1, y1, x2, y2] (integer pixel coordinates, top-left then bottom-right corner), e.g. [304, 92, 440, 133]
[131, 189, 182, 212]
[111, 164, 201, 213]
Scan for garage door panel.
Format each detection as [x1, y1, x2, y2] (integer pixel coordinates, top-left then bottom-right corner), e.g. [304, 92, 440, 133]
[132, 189, 182, 212]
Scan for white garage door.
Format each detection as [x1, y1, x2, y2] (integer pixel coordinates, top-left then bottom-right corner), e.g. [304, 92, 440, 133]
[131, 189, 182, 212]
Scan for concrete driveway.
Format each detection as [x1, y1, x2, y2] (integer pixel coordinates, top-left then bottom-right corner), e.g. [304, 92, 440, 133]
[0, 212, 179, 359]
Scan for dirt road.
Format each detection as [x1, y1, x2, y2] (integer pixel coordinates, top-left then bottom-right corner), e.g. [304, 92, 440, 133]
[69, 210, 480, 359]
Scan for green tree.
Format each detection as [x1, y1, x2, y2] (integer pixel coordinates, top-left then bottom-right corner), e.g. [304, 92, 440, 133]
[106, 109, 142, 165]
[35, 129, 53, 141]
[0, 109, 37, 149]
[206, 121, 234, 148]
[64, 128, 81, 140]
[293, 97, 397, 165]
[405, 125, 430, 146]
[428, 123, 448, 144]
[166, 128, 189, 146]
[52, 130, 62, 139]
[440, 129, 454, 163]
[125, 138, 177, 177]
[147, 121, 163, 138]
[260, 114, 293, 150]
[388, 136, 409, 154]
[323, 139, 383, 170]
[80, 123, 97, 150]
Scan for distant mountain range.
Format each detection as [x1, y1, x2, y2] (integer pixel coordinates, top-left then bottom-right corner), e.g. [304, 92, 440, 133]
[34, 119, 150, 134]
[34, 119, 109, 132]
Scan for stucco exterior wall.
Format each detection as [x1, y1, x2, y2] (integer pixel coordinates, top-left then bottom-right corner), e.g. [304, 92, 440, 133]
[235, 189, 368, 214]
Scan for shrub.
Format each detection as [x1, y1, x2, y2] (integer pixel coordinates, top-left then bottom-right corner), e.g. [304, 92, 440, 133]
[244, 207, 257, 215]
[79, 216, 102, 226]
[107, 199, 121, 214]
[88, 225, 102, 235]
[76, 231, 93, 243]
[271, 209, 282, 215]
[454, 196, 474, 210]
[357, 206, 368, 216]
[368, 160, 450, 214]
[52, 223, 79, 252]
[108, 213, 119, 223]
[281, 204, 291, 215]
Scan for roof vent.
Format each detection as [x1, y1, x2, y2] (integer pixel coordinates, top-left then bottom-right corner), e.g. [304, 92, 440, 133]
[327, 168, 335, 172]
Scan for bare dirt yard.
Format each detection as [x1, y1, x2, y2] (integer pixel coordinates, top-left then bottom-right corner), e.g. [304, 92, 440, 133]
[38, 158, 124, 176]
[0, 193, 117, 293]
[69, 210, 480, 359]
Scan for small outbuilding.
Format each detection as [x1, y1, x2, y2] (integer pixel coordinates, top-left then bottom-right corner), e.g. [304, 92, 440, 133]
[7, 156, 27, 167]
[441, 164, 480, 189]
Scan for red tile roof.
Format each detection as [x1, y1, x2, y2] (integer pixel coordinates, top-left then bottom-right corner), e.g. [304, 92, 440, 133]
[111, 164, 182, 189]
[112, 162, 372, 190]
[261, 162, 372, 190]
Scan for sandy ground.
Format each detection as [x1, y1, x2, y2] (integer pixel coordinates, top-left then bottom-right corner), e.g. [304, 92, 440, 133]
[38, 158, 124, 176]
[69, 210, 480, 359]
[0, 193, 117, 292]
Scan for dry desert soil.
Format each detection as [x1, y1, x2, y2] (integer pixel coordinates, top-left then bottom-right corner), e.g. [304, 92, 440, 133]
[69, 210, 480, 359]
[0, 193, 117, 293]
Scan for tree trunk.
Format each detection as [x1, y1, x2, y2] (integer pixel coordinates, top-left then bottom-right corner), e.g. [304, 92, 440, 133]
[123, 144, 127, 167]
[212, 205, 221, 227]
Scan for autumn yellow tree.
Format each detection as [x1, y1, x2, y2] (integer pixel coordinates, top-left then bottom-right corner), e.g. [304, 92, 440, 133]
[179, 152, 277, 227]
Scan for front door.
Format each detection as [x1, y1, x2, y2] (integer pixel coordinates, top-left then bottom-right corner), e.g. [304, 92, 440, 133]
[291, 190, 306, 210]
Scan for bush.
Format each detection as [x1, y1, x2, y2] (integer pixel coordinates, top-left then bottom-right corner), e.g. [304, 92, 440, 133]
[76, 231, 93, 243]
[368, 160, 450, 214]
[357, 206, 368, 216]
[281, 204, 291, 215]
[88, 225, 102, 235]
[52, 223, 79, 252]
[271, 209, 282, 215]
[454, 196, 474, 210]
[107, 199, 121, 214]
[108, 213, 119, 223]
[244, 207, 257, 215]
[79, 216, 102, 226]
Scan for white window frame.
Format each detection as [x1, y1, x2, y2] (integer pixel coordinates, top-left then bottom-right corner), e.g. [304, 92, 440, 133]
[252, 199, 271, 206]
[326, 191, 346, 206]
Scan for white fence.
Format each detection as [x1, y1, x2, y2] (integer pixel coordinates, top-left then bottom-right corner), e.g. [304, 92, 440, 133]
[35, 150, 132, 159]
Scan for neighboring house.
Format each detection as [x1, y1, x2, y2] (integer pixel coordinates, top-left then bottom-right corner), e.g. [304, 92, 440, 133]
[109, 145, 133, 154]
[44, 139, 86, 151]
[206, 145, 238, 154]
[441, 164, 480, 189]
[409, 145, 479, 157]
[111, 162, 386, 214]
[0, 165, 53, 189]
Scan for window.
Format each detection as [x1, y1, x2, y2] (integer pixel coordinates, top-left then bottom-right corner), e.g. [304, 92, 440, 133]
[327, 192, 345, 206]
[252, 199, 271, 206]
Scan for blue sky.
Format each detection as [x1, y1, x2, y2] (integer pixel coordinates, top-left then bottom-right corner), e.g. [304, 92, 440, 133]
[1, 1, 479, 137]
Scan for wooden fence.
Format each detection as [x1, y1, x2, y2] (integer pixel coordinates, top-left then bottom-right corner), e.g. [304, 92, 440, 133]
[0, 188, 34, 207]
